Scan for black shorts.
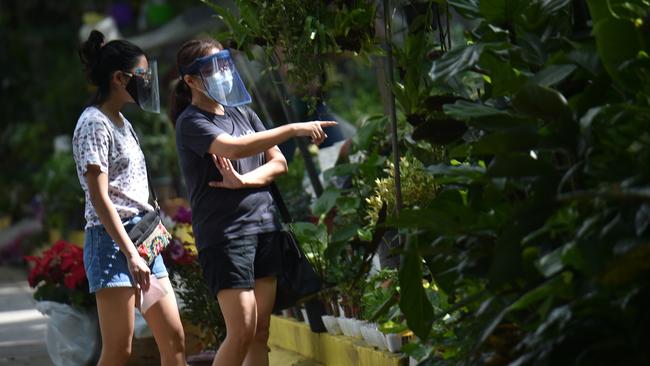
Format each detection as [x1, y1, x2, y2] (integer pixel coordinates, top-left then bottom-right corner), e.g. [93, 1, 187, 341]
[198, 231, 283, 298]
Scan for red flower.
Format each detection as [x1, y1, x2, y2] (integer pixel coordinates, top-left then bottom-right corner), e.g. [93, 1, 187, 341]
[24, 240, 88, 291]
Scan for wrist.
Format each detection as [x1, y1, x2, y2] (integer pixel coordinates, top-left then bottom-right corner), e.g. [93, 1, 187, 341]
[239, 175, 252, 188]
[289, 123, 299, 137]
[124, 248, 139, 259]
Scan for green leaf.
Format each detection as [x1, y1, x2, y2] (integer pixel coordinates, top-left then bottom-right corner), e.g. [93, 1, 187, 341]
[399, 237, 434, 340]
[529, 64, 577, 87]
[535, 246, 564, 277]
[411, 119, 467, 145]
[587, 0, 644, 91]
[536, 0, 571, 14]
[330, 224, 358, 243]
[487, 154, 555, 177]
[430, 44, 486, 81]
[323, 163, 358, 181]
[448, 0, 481, 18]
[310, 187, 341, 217]
[479, 0, 528, 23]
[473, 128, 539, 155]
[443, 100, 509, 119]
[512, 84, 572, 123]
[507, 275, 566, 312]
[479, 52, 527, 96]
[353, 115, 385, 151]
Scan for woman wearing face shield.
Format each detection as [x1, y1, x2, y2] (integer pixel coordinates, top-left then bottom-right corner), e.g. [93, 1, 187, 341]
[170, 39, 336, 366]
[73, 30, 186, 366]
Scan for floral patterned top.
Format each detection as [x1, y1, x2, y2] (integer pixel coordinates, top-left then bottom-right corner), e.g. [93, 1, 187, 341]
[72, 106, 153, 229]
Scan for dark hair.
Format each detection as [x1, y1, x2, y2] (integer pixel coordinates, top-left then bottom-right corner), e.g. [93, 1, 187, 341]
[169, 38, 223, 126]
[79, 30, 145, 105]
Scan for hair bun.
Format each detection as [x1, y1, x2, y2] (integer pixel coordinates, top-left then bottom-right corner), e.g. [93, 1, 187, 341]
[79, 30, 105, 84]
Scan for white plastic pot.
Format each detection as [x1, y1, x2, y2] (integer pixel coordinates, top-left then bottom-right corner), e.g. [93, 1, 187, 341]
[350, 319, 363, 338]
[321, 315, 341, 335]
[300, 308, 309, 325]
[385, 333, 402, 353]
[371, 329, 388, 351]
[338, 317, 354, 337]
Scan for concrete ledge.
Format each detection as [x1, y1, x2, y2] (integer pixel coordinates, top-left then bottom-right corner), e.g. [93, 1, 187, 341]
[269, 316, 407, 366]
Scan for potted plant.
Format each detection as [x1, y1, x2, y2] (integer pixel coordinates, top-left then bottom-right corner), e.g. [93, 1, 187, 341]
[25, 240, 100, 365]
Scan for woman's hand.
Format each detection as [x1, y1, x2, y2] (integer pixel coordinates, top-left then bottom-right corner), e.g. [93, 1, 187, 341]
[126, 252, 151, 291]
[293, 121, 337, 145]
[208, 155, 246, 189]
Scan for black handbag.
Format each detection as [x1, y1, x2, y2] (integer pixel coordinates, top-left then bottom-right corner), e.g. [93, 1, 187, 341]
[269, 182, 326, 332]
[269, 183, 323, 311]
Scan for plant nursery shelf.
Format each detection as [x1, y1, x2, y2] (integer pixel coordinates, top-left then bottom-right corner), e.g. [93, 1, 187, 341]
[269, 316, 407, 366]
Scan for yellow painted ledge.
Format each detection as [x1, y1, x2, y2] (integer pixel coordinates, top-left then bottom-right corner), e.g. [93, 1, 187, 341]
[269, 315, 407, 366]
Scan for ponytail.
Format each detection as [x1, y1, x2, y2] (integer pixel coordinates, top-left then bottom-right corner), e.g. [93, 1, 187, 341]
[169, 78, 192, 127]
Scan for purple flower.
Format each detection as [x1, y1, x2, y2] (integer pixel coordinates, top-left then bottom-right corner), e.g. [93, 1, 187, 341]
[174, 207, 192, 224]
[168, 239, 185, 261]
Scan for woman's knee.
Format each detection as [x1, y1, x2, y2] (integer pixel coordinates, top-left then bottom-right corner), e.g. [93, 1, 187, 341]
[253, 321, 270, 344]
[227, 324, 256, 349]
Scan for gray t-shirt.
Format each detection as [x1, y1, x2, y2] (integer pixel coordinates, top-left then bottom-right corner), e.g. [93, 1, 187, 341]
[72, 106, 153, 228]
[175, 105, 280, 251]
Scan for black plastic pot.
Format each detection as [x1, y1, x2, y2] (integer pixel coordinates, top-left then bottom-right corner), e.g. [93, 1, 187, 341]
[303, 298, 327, 333]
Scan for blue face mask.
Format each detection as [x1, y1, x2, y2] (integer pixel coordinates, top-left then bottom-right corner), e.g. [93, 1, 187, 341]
[202, 69, 234, 101]
[179, 49, 251, 107]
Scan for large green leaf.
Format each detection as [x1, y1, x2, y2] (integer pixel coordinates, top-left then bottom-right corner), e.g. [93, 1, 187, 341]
[535, 0, 571, 14]
[512, 84, 572, 123]
[587, 0, 644, 91]
[479, 0, 528, 24]
[448, 0, 481, 18]
[411, 119, 468, 145]
[443, 100, 509, 119]
[479, 51, 527, 96]
[399, 237, 434, 340]
[529, 64, 577, 87]
[310, 187, 341, 217]
[430, 43, 486, 81]
[487, 154, 555, 177]
[472, 128, 539, 155]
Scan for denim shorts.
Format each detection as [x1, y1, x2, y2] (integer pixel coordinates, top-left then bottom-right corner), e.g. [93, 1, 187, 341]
[83, 214, 168, 293]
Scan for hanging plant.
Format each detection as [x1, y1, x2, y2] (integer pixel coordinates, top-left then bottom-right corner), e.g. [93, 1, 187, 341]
[203, 0, 378, 96]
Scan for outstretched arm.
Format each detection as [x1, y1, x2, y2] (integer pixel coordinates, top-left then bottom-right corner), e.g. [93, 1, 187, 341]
[207, 121, 337, 160]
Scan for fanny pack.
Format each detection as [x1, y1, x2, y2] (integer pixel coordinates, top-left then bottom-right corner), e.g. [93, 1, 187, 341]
[127, 126, 171, 265]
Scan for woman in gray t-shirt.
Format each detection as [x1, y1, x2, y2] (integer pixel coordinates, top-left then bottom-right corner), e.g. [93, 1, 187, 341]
[171, 39, 335, 365]
[73, 30, 185, 365]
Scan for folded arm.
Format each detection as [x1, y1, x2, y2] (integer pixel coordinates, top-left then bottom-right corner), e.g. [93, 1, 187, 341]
[209, 146, 288, 189]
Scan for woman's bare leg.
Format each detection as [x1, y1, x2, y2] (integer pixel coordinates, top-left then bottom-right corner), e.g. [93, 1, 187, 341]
[142, 276, 186, 366]
[212, 288, 257, 366]
[243, 276, 277, 366]
[96, 287, 136, 366]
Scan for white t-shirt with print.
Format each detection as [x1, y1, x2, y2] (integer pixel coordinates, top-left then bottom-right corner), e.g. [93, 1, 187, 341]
[72, 106, 153, 229]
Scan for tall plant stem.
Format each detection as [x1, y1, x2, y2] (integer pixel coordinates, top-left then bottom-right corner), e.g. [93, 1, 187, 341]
[383, 0, 403, 222]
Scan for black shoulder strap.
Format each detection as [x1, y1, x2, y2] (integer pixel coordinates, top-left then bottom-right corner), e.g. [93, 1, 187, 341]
[235, 106, 293, 224]
[127, 124, 160, 212]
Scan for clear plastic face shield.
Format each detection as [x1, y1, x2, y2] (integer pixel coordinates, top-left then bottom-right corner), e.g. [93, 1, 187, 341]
[180, 50, 252, 107]
[124, 60, 160, 113]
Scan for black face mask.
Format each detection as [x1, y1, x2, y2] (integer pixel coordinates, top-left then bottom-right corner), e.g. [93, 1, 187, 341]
[125, 75, 143, 107]
[122, 63, 160, 113]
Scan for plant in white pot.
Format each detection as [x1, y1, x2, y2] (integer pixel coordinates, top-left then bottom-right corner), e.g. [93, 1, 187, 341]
[25, 240, 100, 366]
